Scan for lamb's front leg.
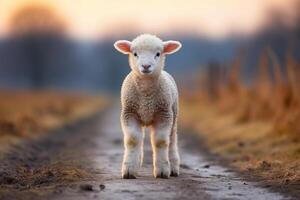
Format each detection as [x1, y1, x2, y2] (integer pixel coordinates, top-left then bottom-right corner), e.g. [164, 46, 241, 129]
[151, 117, 173, 179]
[121, 114, 143, 179]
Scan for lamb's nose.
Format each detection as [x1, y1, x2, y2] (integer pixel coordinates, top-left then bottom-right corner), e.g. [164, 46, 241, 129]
[142, 64, 151, 69]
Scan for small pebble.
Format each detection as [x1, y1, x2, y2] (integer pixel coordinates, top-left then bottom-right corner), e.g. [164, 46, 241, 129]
[203, 164, 210, 168]
[80, 184, 93, 191]
[99, 184, 105, 190]
[180, 164, 191, 169]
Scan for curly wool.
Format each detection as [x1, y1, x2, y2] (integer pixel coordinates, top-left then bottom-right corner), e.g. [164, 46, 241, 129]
[121, 70, 178, 126]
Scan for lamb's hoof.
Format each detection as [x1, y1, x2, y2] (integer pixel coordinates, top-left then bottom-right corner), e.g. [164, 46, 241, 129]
[156, 172, 169, 179]
[170, 165, 179, 177]
[122, 164, 137, 179]
[170, 171, 179, 177]
[154, 165, 170, 179]
[122, 172, 136, 179]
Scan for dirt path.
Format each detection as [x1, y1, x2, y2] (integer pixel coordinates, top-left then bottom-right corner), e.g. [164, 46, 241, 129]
[0, 104, 292, 200]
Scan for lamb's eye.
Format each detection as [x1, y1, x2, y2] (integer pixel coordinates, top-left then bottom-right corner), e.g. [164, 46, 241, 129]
[156, 52, 160, 57]
[133, 52, 138, 57]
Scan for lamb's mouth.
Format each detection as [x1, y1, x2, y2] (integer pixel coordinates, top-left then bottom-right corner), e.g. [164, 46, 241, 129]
[141, 69, 152, 74]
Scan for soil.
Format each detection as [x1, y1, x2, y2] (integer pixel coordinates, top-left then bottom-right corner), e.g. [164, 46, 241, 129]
[0, 104, 297, 200]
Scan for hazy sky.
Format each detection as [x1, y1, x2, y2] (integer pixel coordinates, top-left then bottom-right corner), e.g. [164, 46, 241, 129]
[0, 0, 297, 39]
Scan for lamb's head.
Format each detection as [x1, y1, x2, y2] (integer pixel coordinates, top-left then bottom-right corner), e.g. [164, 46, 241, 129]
[114, 34, 181, 77]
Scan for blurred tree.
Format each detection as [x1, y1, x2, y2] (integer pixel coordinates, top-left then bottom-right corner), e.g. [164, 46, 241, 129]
[7, 4, 67, 89]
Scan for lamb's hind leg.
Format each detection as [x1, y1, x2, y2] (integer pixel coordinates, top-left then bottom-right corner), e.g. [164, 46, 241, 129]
[169, 121, 180, 177]
[121, 115, 143, 179]
[151, 117, 172, 179]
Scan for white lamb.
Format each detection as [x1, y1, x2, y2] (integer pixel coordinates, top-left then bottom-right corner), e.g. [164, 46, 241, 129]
[114, 34, 181, 179]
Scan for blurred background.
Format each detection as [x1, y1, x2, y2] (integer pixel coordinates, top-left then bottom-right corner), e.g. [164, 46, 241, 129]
[0, 0, 300, 194]
[0, 0, 298, 93]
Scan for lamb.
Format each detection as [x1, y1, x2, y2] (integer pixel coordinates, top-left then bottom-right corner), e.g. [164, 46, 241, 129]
[114, 34, 182, 179]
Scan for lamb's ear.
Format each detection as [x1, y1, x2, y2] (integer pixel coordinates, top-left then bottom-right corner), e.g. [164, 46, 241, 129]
[114, 40, 131, 54]
[163, 41, 182, 54]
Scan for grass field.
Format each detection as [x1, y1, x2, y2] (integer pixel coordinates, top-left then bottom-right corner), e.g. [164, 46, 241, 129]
[181, 49, 300, 187]
[0, 91, 107, 151]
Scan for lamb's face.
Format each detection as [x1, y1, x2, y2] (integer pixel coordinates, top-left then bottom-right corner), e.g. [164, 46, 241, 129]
[129, 39, 164, 76]
[114, 34, 181, 77]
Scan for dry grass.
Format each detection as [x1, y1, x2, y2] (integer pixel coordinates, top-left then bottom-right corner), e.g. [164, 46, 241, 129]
[0, 91, 107, 150]
[181, 48, 300, 186]
[196, 48, 300, 135]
